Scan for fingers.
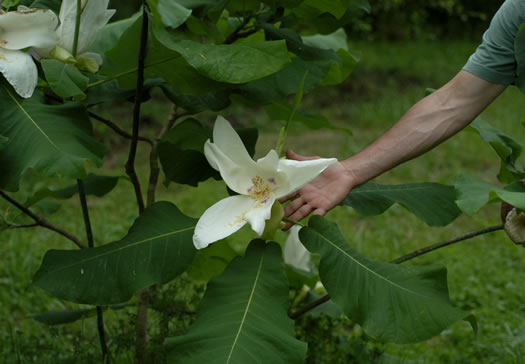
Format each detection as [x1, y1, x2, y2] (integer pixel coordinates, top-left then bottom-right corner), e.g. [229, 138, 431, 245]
[279, 190, 298, 203]
[286, 149, 320, 161]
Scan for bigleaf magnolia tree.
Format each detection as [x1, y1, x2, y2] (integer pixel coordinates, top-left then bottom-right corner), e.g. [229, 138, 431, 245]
[1, 0, 524, 362]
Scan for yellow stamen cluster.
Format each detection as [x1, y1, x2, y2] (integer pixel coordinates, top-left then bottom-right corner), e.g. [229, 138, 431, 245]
[249, 176, 271, 202]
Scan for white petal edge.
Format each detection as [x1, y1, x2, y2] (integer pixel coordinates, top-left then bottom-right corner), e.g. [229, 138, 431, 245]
[274, 157, 338, 198]
[193, 195, 257, 249]
[284, 225, 311, 272]
[0, 9, 59, 50]
[0, 48, 38, 98]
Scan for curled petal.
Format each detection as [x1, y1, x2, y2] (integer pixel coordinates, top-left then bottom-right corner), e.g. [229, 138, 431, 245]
[0, 48, 38, 98]
[210, 116, 257, 169]
[274, 157, 338, 198]
[0, 9, 59, 50]
[193, 195, 256, 249]
[204, 141, 257, 195]
[284, 225, 311, 272]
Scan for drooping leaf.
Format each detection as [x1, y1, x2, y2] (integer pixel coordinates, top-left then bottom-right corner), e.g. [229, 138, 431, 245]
[515, 24, 525, 93]
[147, 0, 192, 29]
[158, 119, 258, 186]
[41, 60, 89, 100]
[33, 304, 129, 325]
[165, 240, 308, 363]
[0, 85, 105, 191]
[300, 216, 476, 344]
[33, 202, 197, 304]
[343, 183, 461, 227]
[22, 174, 119, 210]
[455, 173, 525, 215]
[159, 84, 231, 112]
[467, 118, 524, 183]
[33, 308, 95, 325]
[153, 26, 291, 84]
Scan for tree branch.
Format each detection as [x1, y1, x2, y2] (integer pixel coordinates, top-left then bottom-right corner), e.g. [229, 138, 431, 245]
[89, 112, 153, 146]
[77, 180, 108, 361]
[131, 6, 149, 364]
[289, 224, 504, 319]
[0, 190, 86, 249]
[390, 224, 504, 264]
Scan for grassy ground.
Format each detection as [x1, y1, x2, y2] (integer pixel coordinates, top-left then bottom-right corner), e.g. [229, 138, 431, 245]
[2, 39, 525, 363]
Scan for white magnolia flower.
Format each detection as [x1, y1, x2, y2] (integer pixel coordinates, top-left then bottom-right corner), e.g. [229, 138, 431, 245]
[0, 8, 58, 98]
[284, 225, 312, 272]
[193, 116, 337, 249]
[37, 0, 115, 72]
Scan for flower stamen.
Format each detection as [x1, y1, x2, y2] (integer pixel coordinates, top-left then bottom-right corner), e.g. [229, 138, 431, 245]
[249, 176, 271, 202]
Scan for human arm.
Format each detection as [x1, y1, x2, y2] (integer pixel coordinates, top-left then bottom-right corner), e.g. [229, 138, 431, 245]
[283, 70, 507, 224]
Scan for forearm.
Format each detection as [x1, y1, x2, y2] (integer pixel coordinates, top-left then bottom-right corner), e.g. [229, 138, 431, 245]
[342, 71, 506, 186]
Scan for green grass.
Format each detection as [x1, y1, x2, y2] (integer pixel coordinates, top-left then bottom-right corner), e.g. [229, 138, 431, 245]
[1, 39, 525, 363]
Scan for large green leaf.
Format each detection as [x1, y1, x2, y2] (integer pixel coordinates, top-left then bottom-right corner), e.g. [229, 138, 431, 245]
[515, 24, 525, 93]
[165, 240, 307, 363]
[300, 216, 476, 344]
[33, 304, 128, 325]
[343, 183, 461, 227]
[102, 15, 226, 96]
[41, 60, 89, 100]
[467, 118, 524, 183]
[0, 85, 105, 191]
[455, 173, 525, 215]
[158, 119, 257, 186]
[153, 26, 291, 84]
[33, 202, 197, 304]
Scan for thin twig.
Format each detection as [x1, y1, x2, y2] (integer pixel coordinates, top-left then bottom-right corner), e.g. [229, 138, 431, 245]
[390, 224, 504, 264]
[289, 224, 504, 319]
[132, 6, 149, 364]
[77, 180, 108, 361]
[0, 190, 86, 249]
[89, 112, 153, 146]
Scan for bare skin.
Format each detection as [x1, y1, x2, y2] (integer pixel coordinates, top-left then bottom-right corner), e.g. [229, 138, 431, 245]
[282, 70, 507, 226]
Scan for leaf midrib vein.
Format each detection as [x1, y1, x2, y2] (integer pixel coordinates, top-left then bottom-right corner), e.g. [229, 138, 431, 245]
[226, 253, 264, 363]
[47, 226, 194, 273]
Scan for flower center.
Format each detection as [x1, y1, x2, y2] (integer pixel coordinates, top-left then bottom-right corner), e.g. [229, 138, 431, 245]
[248, 176, 272, 202]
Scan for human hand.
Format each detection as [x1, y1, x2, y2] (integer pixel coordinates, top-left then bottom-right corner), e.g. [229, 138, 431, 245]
[280, 150, 355, 229]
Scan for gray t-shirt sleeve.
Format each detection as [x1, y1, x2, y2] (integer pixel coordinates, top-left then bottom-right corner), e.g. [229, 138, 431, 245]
[463, 0, 525, 85]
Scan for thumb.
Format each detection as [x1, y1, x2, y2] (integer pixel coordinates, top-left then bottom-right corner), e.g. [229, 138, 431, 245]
[286, 149, 320, 161]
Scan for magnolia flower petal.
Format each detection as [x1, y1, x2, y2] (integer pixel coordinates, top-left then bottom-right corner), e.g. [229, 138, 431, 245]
[0, 48, 38, 98]
[284, 225, 311, 272]
[204, 141, 258, 195]
[274, 157, 338, 198]
[211, 116, 257, 169]
[244, 194, 275, 236]
[193, 195, 259, 249]
[0, 9, 59, 50]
